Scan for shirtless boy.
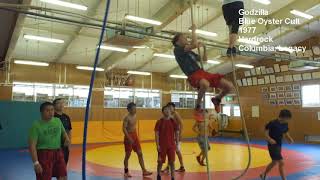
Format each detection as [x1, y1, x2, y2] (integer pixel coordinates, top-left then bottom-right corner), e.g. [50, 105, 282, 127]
[123, 102, 152, 178]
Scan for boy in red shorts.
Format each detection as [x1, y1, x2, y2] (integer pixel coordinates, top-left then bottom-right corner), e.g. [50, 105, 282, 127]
[155, 105, 179, 180]
[122, 102, 152, 178]
[172, 24, 234, 112]
[29, 102, 70, 180]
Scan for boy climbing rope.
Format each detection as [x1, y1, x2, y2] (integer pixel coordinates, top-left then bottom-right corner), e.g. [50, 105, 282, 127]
[172, 24, 234, 112]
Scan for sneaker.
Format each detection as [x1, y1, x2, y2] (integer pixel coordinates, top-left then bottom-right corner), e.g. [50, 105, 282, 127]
[175, 166, 186, 172]
[226, 48, 232, 57]
[211, 97, 221, 113]
[232, 47, 240, 56]
[124, 172, 132, 178]
[196, 156, 202, 165]
[143, 170, 152, 176]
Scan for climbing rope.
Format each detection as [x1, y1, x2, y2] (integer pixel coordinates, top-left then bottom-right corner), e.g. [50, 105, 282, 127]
[82, 0, 111, 180]
[230, 54, 252, 180]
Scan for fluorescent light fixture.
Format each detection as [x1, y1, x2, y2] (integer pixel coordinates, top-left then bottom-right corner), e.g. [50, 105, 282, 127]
[170, 75, 187, 79]
[100, 45, 129, 52]
[14, 60, 49, 66]
[253, 0, 271, 5]
[154, 53, 175, 59]
[40, 0, 87, 11]
[189, 29, 218, 37]
[125, 15, 162, 26]
[207, 60, 221, 64]
[133, 46, 149, 49]
[235, 64, 254, 69]
[127, 71, 151, 76]
[238, 38, 260, 45]
[24, 35, 64, 43]
[76, 66, 104, 72]
[290, 10, 313, 20]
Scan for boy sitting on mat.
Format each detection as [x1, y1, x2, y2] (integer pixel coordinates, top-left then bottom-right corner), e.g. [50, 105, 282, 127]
[122, 102, 152, 178]
[172, 24, 234, 112]
[193, 107, 213, 166]
[155, 105, 179, 180]
[260, 109, 294, 180]
[29, 102, 70, 180]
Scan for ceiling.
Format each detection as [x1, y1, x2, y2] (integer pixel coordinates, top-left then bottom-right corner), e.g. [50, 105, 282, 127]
[2, 0, 320, 75]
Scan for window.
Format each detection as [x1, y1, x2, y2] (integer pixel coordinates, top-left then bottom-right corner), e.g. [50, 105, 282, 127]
[171, 91, 215, 109]
[222, 104, 241, 117]
[104, 88, 161, 108]
[104, 87, 134, 108]
[233, 105, 241, 117]
[12, 82, 89, 107]
[222, 105, 231, 116]
[13, 82, 35, 102]
[302, 85, 320, 107]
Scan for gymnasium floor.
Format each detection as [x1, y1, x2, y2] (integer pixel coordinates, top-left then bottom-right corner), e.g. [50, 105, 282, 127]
[1, 138, 320, 180]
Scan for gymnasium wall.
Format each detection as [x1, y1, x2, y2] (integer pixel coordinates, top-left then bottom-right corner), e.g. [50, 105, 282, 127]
[0, 62, 241, 145]
[0, 101, 41, 149]
[231, 58, 320, 142]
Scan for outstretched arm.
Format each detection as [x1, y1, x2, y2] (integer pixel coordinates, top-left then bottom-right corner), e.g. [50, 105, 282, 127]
[184, 24, 199, 51]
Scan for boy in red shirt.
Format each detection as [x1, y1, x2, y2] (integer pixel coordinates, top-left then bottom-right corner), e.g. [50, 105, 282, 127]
[155, 106, 179, 180]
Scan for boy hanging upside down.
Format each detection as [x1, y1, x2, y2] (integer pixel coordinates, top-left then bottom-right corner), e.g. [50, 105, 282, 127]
[172, 24, 234, 112]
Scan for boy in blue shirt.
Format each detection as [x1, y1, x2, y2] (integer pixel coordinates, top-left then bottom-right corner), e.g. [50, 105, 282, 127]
[260, 109, 294, 180]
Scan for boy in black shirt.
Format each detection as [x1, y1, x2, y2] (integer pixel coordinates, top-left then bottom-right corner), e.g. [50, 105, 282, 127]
[53, 98, 72, 164]
[172, 24, 234, 113]
[260, 109, 294, 180]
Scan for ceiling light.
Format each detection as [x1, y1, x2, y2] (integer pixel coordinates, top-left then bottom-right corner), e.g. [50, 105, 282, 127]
[76, 66, 104, 72]
[127, 71, 151, 76]
[170, 75, 187, 79]
[154, 53, 175, 59]
[14, 60, 49, 67]
[40, 0, 87, 11]
[100, 45, 129, 52]
[235, 64, 254, 69]
[189, 29, 218, 37]
[290, 10, 313, 20]
[252, 0, 271, 5]
[24, 35, 64, 43]
[133, 46, 149, 49]
[207, 60, 221, 64]
[238, 38, 260, 45]
[125, 15, 162, 26]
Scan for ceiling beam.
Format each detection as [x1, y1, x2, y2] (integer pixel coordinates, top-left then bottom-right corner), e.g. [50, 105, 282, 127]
[4, 0, 32, 65]
[55, 0, 101, 62]
[99, 0, 199, 70]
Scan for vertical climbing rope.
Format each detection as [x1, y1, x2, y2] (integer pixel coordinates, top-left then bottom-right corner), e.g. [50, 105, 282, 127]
[82, 1, 111, 180]
[230, 54, 252, 180]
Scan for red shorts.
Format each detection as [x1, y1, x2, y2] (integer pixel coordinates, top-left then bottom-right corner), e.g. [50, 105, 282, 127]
[158, 147, 176, 164]
[36, 149, 67, 180]
[124, 131, 141, 153]
[188, 69, 224, 89]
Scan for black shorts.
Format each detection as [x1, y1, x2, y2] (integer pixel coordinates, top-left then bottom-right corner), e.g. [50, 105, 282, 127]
[268, 144, 283, 161]
[222, 1, 244, 34]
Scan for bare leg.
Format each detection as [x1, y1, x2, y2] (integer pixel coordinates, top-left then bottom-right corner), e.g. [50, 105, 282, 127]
[196, 79, 210, 107]
[261, 161, 278, 179]
[137, 151, 146, 171]
[124, 152, 131, 170]
[200, 150, 206, 163]
[279, 160, 287, 180]
[229, 33, 238, 48]
[215, 78, 234, 100]
[176, 150, 184, 168]
[169, 162, 175, 179]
